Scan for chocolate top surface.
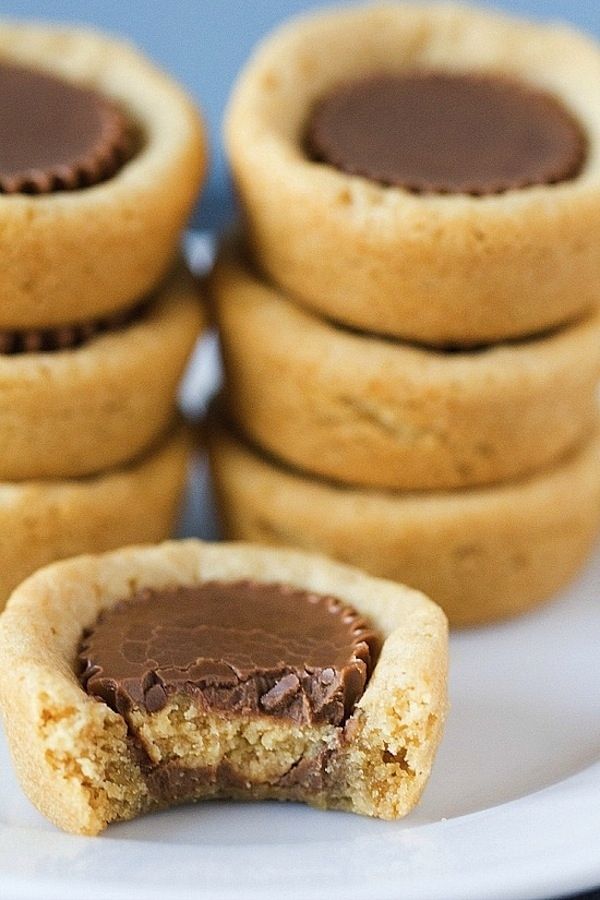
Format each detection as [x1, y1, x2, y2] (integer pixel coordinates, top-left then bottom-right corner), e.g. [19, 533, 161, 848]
[306, 72, 586, 194]
[79, 581, 380, 726]
[0, 63, 133, 193]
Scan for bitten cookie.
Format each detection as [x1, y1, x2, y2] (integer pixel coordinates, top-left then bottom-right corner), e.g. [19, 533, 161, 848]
[0, 21, 205, 328]
[208, 421, 600, 626]
[0, 426, 189, 609]
[0, 540, 447, 834]
[226, 3, 600, 345]
[213, 244, 600, 490]
[0, 263, 203, 480]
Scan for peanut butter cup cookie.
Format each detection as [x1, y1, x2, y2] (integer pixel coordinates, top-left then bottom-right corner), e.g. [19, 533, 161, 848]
[0, 541, 447, 834]
[0, 22, 205, 328]
[0, 263, 203, 480]
[213, 244, 600, 490]
[226, 4, 600, 345]
[209, 421, 600, 626]
[0, 426, 189, 609]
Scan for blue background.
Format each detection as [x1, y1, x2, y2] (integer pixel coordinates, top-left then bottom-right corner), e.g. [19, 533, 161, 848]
[3, 0, 599, 226]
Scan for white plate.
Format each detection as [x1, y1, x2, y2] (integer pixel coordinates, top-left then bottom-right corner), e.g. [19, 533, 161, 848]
[1, 449, 599, 900]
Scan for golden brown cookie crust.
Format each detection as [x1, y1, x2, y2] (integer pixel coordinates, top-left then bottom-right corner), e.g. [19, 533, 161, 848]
[208, 421, 600, 626]
[0, 264, 203, 480]
[213, 244, 600, 490]
[226, 3, 600, 345]
[0, 22, 205, 328]
[0, 540, 447, 834]
[0, 426, 189, 610]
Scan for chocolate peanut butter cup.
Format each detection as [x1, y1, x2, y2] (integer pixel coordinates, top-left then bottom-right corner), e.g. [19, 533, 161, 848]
[212, 242, 600, 493]
[80, 581, 380, 725]
[0, 263, 203, 483]
[0, 22, 205, 331]
[79, 580, 381, 804]
[307, 72, 586, 194]
[0, 63, 133, 193]
[226, 3, 600, 344]
[0, 541, 447, 832]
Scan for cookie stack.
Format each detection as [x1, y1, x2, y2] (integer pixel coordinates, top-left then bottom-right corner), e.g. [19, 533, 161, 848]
[210, 3, 600, 625]
[0, 22, 205, 606]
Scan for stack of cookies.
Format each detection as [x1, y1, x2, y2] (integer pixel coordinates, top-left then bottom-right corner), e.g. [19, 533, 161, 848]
[210, 3, 600, 625]
[0, 15, 450, 839]
[0, 22, 205, 606]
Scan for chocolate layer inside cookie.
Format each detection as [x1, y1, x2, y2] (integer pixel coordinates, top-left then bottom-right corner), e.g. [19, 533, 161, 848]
[0, 63, 134, 193]
[306, 72, 586, 194]
[0, 301, 147, 354]
[79, 581, 380, 806]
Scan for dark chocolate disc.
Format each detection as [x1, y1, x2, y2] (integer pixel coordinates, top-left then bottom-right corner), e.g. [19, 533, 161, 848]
[307, 72, 586, 194]
[0, 63, 133, 193]
[79, 581, 381, 726]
